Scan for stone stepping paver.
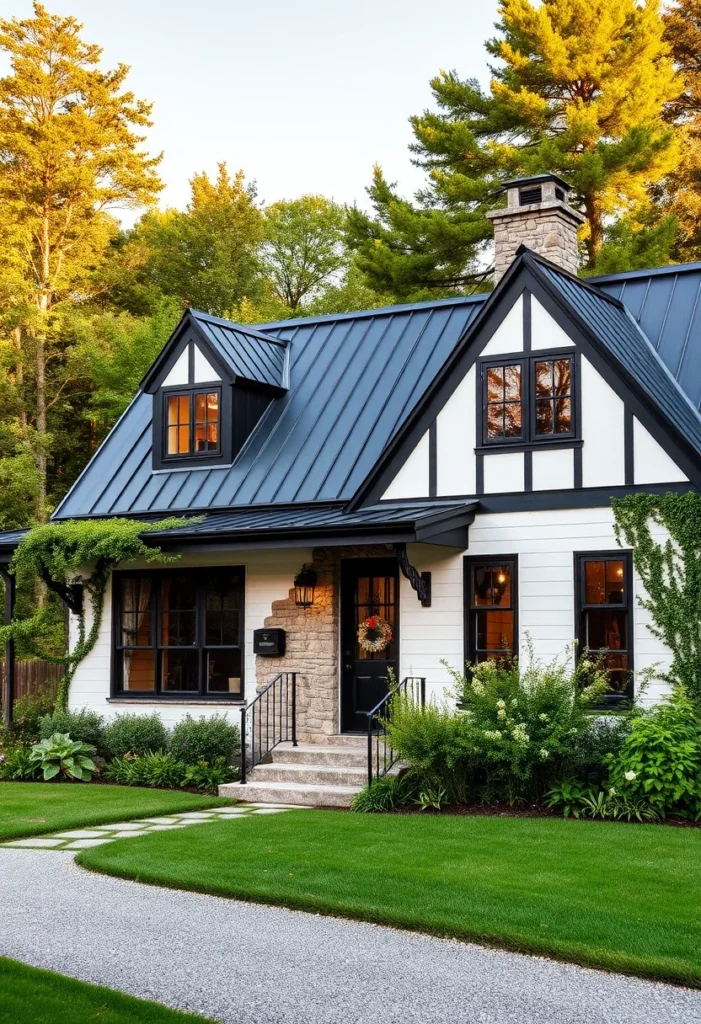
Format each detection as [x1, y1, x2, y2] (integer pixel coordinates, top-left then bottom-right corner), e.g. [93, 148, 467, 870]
[1, 804, 292, 852]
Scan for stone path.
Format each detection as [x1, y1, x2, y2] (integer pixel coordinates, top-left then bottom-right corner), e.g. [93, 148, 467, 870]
[0, 803, 292, 851]
[1, 846, 699, 1024]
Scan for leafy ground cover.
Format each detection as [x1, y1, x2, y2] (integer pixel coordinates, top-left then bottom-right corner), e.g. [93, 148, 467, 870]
[80, 810, 701, 987]
[0, 956, 214, 1024]
[0, 782, 230, 841]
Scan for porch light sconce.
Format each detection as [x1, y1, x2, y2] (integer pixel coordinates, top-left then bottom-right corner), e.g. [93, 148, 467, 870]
[294, 565, 317, 608]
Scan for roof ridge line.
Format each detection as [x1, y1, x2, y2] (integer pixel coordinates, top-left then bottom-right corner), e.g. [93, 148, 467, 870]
[255, 294, 489, 332]
[520, 249, 626, 311]
[188, 308, 289, 348]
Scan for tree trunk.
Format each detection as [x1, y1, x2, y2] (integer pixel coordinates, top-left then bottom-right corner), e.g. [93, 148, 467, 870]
[584, 193, 603, 267]
[35, 210, 51, 525]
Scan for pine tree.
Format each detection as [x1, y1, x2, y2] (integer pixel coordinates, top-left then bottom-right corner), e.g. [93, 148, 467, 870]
[0, 3, 162, 519]
[349, 0, 681, 293]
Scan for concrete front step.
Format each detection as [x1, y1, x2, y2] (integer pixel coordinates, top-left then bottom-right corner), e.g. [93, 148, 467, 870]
[252, 761, 368, 787]
[220, 780, 360, 808]
[273, 742, 368, 767]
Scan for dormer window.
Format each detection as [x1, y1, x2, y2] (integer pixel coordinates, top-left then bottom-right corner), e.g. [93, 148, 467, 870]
[165, 389, 221, 458]
[479, 352, 577, 447]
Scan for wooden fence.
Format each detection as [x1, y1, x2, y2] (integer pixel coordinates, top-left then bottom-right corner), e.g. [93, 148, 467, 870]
[0, 660, 63, 710]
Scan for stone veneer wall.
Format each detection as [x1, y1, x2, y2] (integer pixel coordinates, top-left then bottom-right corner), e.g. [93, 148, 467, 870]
[488, 202, 583, 281]
[254, 544, 392, 742]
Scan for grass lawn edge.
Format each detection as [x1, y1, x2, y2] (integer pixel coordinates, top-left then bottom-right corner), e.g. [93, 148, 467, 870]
[75, 849, 701, 991]
[0, 955, 215, 1023]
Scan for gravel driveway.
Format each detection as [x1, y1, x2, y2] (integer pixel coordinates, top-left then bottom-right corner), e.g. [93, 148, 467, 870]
[1, 848, 699, 1024]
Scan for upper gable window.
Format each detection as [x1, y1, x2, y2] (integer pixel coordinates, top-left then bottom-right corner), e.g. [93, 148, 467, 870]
[481, 353, 576, 446]
[165, 389, 220, 458]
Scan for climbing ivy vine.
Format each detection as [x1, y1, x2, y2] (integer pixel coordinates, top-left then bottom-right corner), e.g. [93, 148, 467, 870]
[1, 517, 192, 710]
[612, 491, 701, 702]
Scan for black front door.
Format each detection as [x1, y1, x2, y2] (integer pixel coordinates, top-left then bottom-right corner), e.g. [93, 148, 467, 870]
[340, 558, 399, 733]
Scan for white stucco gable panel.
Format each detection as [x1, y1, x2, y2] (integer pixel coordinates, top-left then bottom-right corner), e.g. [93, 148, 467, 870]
[193, 345, 221, 383]
[382, 430, 430, 500]
[633, 418, 688, 484]
[532, 447, 574, 490]
[483, 451, 524, 493]
[530, 294, 575, 350]
[480, 294, 523, 356]
[436, 367, 476, 496]
[162, 348, 189, 387]
[580, 356, 625, 486]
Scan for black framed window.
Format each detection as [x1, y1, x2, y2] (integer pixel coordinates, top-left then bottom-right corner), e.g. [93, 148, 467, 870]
[575, 552, 633, 702]
[164, 388, 221, 459]
[113, 567, 244, 699]
[480, 352, 575, 446]
[464, 556, 518, 664]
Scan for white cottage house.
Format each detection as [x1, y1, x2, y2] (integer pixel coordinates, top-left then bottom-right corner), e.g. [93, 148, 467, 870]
[1, 174, 698, 805]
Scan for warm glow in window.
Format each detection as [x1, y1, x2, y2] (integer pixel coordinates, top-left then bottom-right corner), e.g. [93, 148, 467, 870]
[166, 390, 220, 457]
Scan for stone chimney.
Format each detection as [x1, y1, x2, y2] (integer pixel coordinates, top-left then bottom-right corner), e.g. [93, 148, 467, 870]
[486, 174, 585, 282]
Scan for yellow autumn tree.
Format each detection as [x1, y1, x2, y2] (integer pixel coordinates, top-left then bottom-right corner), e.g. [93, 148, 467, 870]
[0, 3, 162, 518]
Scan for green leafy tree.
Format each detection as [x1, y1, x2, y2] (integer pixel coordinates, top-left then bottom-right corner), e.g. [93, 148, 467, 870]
[262, 196, 347, 311]
[349, 0, 682, 294]
[115, 164, 265, 317]
[0, 3, 162, 520]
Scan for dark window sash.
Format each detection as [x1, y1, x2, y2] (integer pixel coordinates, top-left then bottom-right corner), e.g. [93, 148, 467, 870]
[162, 385, 222, 462]
[480, 350, 576, 447]
[574, 551, 634, 701]
[464, 555, 519, 665]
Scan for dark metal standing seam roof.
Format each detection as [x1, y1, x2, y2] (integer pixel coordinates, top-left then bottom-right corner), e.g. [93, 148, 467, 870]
[54, 297, 484, 519]
[594, 263, 701, 411]
[534, 257, 701, 461]
[190, 311, 288, 391]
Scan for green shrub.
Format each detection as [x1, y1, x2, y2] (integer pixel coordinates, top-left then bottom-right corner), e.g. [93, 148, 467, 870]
[39, 709, 107, 757]
[170, 714, 240, 766]
[181, 757, 238, 794]
[0, 745, 41, 780]
[384, 697, 473, 804]
[103, 751, 186, 788]
[351, 774, 415, 812]
[452, 645, 608, 804]
[607, 687, 701, 819]
[566, 714, 631, 786]
[545, 781, 659, 822]
[1, 687, 56, 746]
[29, 733, 97, 781]
[104, 713, 169, 759]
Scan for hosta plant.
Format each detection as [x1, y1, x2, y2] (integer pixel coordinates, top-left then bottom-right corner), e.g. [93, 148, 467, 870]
[0, 746, 41, 780]
[29, 732, 97, 781]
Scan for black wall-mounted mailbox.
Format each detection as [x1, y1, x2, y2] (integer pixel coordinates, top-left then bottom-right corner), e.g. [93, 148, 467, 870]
[253, 627, 286, 657]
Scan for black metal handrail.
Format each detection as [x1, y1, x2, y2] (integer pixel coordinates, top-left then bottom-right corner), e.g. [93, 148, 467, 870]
[240, 672, 297, 784]
[366, 676, 425, 788]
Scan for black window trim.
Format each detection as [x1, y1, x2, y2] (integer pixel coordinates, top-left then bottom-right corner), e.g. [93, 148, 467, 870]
[463, 554, 519, 666]
[152, 381, 234, 471]
[111, 566, 246, 701]
[574, 549, 634, 705]
[478, 347, 579, 450]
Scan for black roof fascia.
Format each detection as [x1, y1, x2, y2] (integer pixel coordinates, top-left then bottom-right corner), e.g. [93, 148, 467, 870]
[350, 250, 701, 509]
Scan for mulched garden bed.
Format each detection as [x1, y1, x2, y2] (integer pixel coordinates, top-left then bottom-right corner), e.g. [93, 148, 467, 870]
[390, 802, 701, 826]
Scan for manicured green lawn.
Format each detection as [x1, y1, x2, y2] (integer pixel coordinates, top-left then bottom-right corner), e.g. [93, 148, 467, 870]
[80, 810, 701, 986]
[0, 956, 214, 1023]
[0, 782, 231, 841]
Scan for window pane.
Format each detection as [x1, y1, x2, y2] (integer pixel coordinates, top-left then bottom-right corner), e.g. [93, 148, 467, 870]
[194, 391, 219, 452]
[554, 397, 571, 433]
[120, 579, 152, 646]
[585, 609, 627, 653]
[472, 565, 512, 608]
[553, 359, 571, 396]
[487, 366, 504, 402]
[487, 404, 503, 439]
[162, 649, 199, 691]
[178, 425, 189, 453]
[605, 560, 625, 603]
[476, 609, 514, 656]
[205, 575, 242, 646]
[167, 426, 179, 455]
[599, 652, 629, 693]
[504, 402, 522, 437]
[161, 576, 197, 646]
[206, 649, 242, 695]
[584, 561, 606, 604]
[535, 361, 553, 397]
[123, 650, 155, 691]
[535, 399, 553, 435]
[195, 392, 206, 420]
[504, 365, 521, 402]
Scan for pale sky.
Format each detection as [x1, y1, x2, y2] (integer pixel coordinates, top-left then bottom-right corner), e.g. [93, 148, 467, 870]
[3, 0, 499, 224]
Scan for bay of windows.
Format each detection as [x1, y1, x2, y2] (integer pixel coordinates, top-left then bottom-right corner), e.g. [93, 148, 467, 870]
[114, 568, 244, 699]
